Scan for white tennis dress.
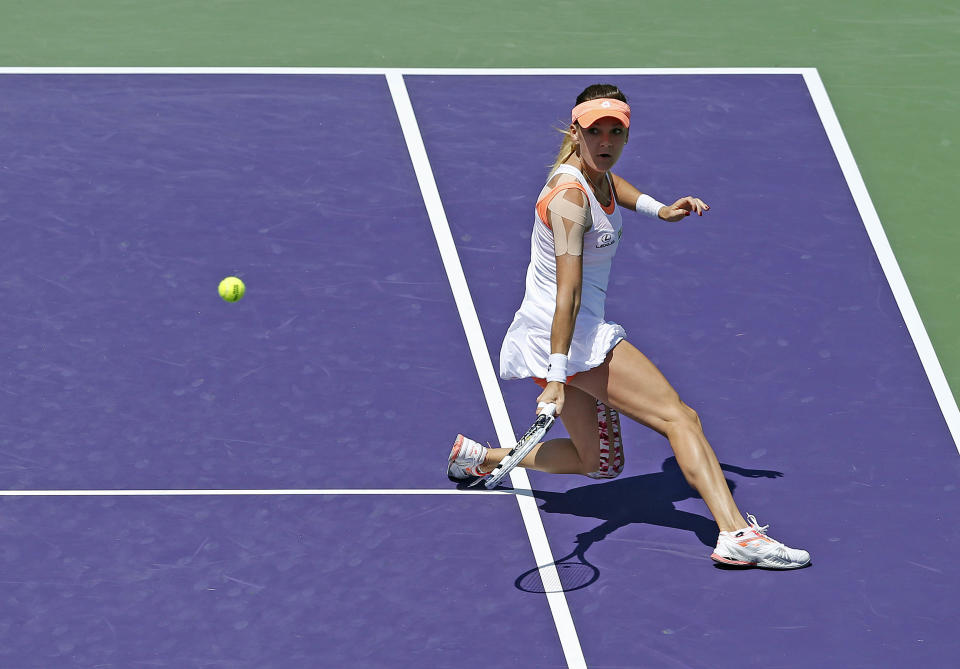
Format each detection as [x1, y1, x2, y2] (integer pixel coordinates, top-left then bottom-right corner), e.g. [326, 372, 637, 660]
[499, 164, 626, 380]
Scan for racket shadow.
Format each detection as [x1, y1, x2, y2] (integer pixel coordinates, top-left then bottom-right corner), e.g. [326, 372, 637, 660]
[514, 524, 609, 594]
[514, 457, 784, 593]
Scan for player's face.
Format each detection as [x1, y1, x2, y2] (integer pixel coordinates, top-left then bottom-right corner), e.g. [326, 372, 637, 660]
[574, 118, 628, 173]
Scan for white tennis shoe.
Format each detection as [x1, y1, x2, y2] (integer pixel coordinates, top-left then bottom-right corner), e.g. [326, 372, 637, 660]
[711, 514, 811, 569]
[447, 434, 489, 481]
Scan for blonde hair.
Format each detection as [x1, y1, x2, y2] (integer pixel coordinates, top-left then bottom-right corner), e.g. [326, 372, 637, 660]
[548, 84, 629, 175]
[549, 128, 577, 176]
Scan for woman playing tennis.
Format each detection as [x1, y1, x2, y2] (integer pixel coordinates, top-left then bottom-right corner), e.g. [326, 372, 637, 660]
[447, 83, 810, 569]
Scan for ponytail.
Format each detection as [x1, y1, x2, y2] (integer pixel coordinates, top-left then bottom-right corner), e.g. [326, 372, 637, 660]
[549, 129, 577, 175]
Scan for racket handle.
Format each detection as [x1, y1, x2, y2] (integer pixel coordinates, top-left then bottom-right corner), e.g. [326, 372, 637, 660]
[537, 402, 557, 417]
[483, 408, 557, 490]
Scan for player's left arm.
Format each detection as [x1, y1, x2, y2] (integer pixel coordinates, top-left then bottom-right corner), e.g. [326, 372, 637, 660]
[611, 172, 710, 222]
[611, 172, 642, 211]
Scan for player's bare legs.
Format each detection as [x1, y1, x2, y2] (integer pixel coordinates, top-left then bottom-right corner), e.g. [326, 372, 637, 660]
[571, 340, 748, 533]
[480, 384, 602, 475]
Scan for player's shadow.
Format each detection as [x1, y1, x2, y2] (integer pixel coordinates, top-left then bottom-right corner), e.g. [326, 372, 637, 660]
[532, 457, 783, 547]
[515, 457, 784, 591]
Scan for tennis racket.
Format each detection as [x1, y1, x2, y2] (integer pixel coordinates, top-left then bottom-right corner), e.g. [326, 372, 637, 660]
[471, 403, 557, 490]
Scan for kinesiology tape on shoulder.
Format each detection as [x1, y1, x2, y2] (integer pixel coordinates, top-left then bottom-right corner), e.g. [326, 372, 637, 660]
[588, 402, 624, 479]
[545, 191, 591, 257]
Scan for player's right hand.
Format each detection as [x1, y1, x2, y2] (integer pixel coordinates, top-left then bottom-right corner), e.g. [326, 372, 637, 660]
[537, 381, 565, 416]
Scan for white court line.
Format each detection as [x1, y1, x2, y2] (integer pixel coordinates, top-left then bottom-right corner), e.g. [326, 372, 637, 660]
[0, 66, 812, 76]
[386, 72, 587, 669]
[0, 489, 525, 497]
[803, 70, 960, 456]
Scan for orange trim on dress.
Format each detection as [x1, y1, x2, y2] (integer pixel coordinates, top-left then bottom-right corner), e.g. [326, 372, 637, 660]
[537, 172, 617, 224]
[536, 181, 588, 229]
[532, 375, 577, 389]
[599, 173, 616, 215]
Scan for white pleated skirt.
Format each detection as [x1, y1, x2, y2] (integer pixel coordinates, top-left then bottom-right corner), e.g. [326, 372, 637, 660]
[498, 313, 625, 381]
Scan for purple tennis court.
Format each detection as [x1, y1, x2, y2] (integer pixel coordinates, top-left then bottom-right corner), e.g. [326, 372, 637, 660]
[1, 71, 958, 668]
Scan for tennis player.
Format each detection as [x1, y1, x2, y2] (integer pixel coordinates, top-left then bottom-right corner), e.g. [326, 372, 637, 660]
[448, 83, 810, 569]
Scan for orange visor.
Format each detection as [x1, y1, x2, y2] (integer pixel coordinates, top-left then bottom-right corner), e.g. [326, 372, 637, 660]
[571, 98, 631, 128]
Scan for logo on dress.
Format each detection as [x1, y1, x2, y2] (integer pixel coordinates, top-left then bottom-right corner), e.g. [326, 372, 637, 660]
[597, 232, 616, 248]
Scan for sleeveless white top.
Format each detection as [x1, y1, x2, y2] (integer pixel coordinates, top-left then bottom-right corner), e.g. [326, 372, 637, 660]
[499, 164, 626, 380]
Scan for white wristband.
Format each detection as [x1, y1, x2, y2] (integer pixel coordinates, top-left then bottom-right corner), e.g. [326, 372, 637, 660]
[635, 193, 667, 219]
[546, 353, 568, 383]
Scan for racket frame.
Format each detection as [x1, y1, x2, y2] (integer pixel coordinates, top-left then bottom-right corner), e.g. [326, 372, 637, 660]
[471, 403, 557, 489]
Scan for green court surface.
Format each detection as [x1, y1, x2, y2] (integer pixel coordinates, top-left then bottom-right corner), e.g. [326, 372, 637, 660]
[2, 0, 957, 408]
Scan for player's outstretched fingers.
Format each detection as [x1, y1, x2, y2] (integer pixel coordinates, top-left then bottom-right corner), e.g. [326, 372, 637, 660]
[685, 196, 710, 215]
[662, 198, 709, 222]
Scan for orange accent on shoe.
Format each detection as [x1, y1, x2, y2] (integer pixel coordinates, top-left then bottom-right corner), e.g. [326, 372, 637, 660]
[449, 434, 464, 459]
[710, 552, 753, 566]
[736, 531, 775, 547]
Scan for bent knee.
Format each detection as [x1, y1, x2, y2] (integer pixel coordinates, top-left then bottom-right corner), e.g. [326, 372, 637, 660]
[662, 398, 701, 431]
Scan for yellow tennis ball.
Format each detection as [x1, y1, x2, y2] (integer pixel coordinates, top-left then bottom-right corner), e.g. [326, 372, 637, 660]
[218, 276, 245, 302]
